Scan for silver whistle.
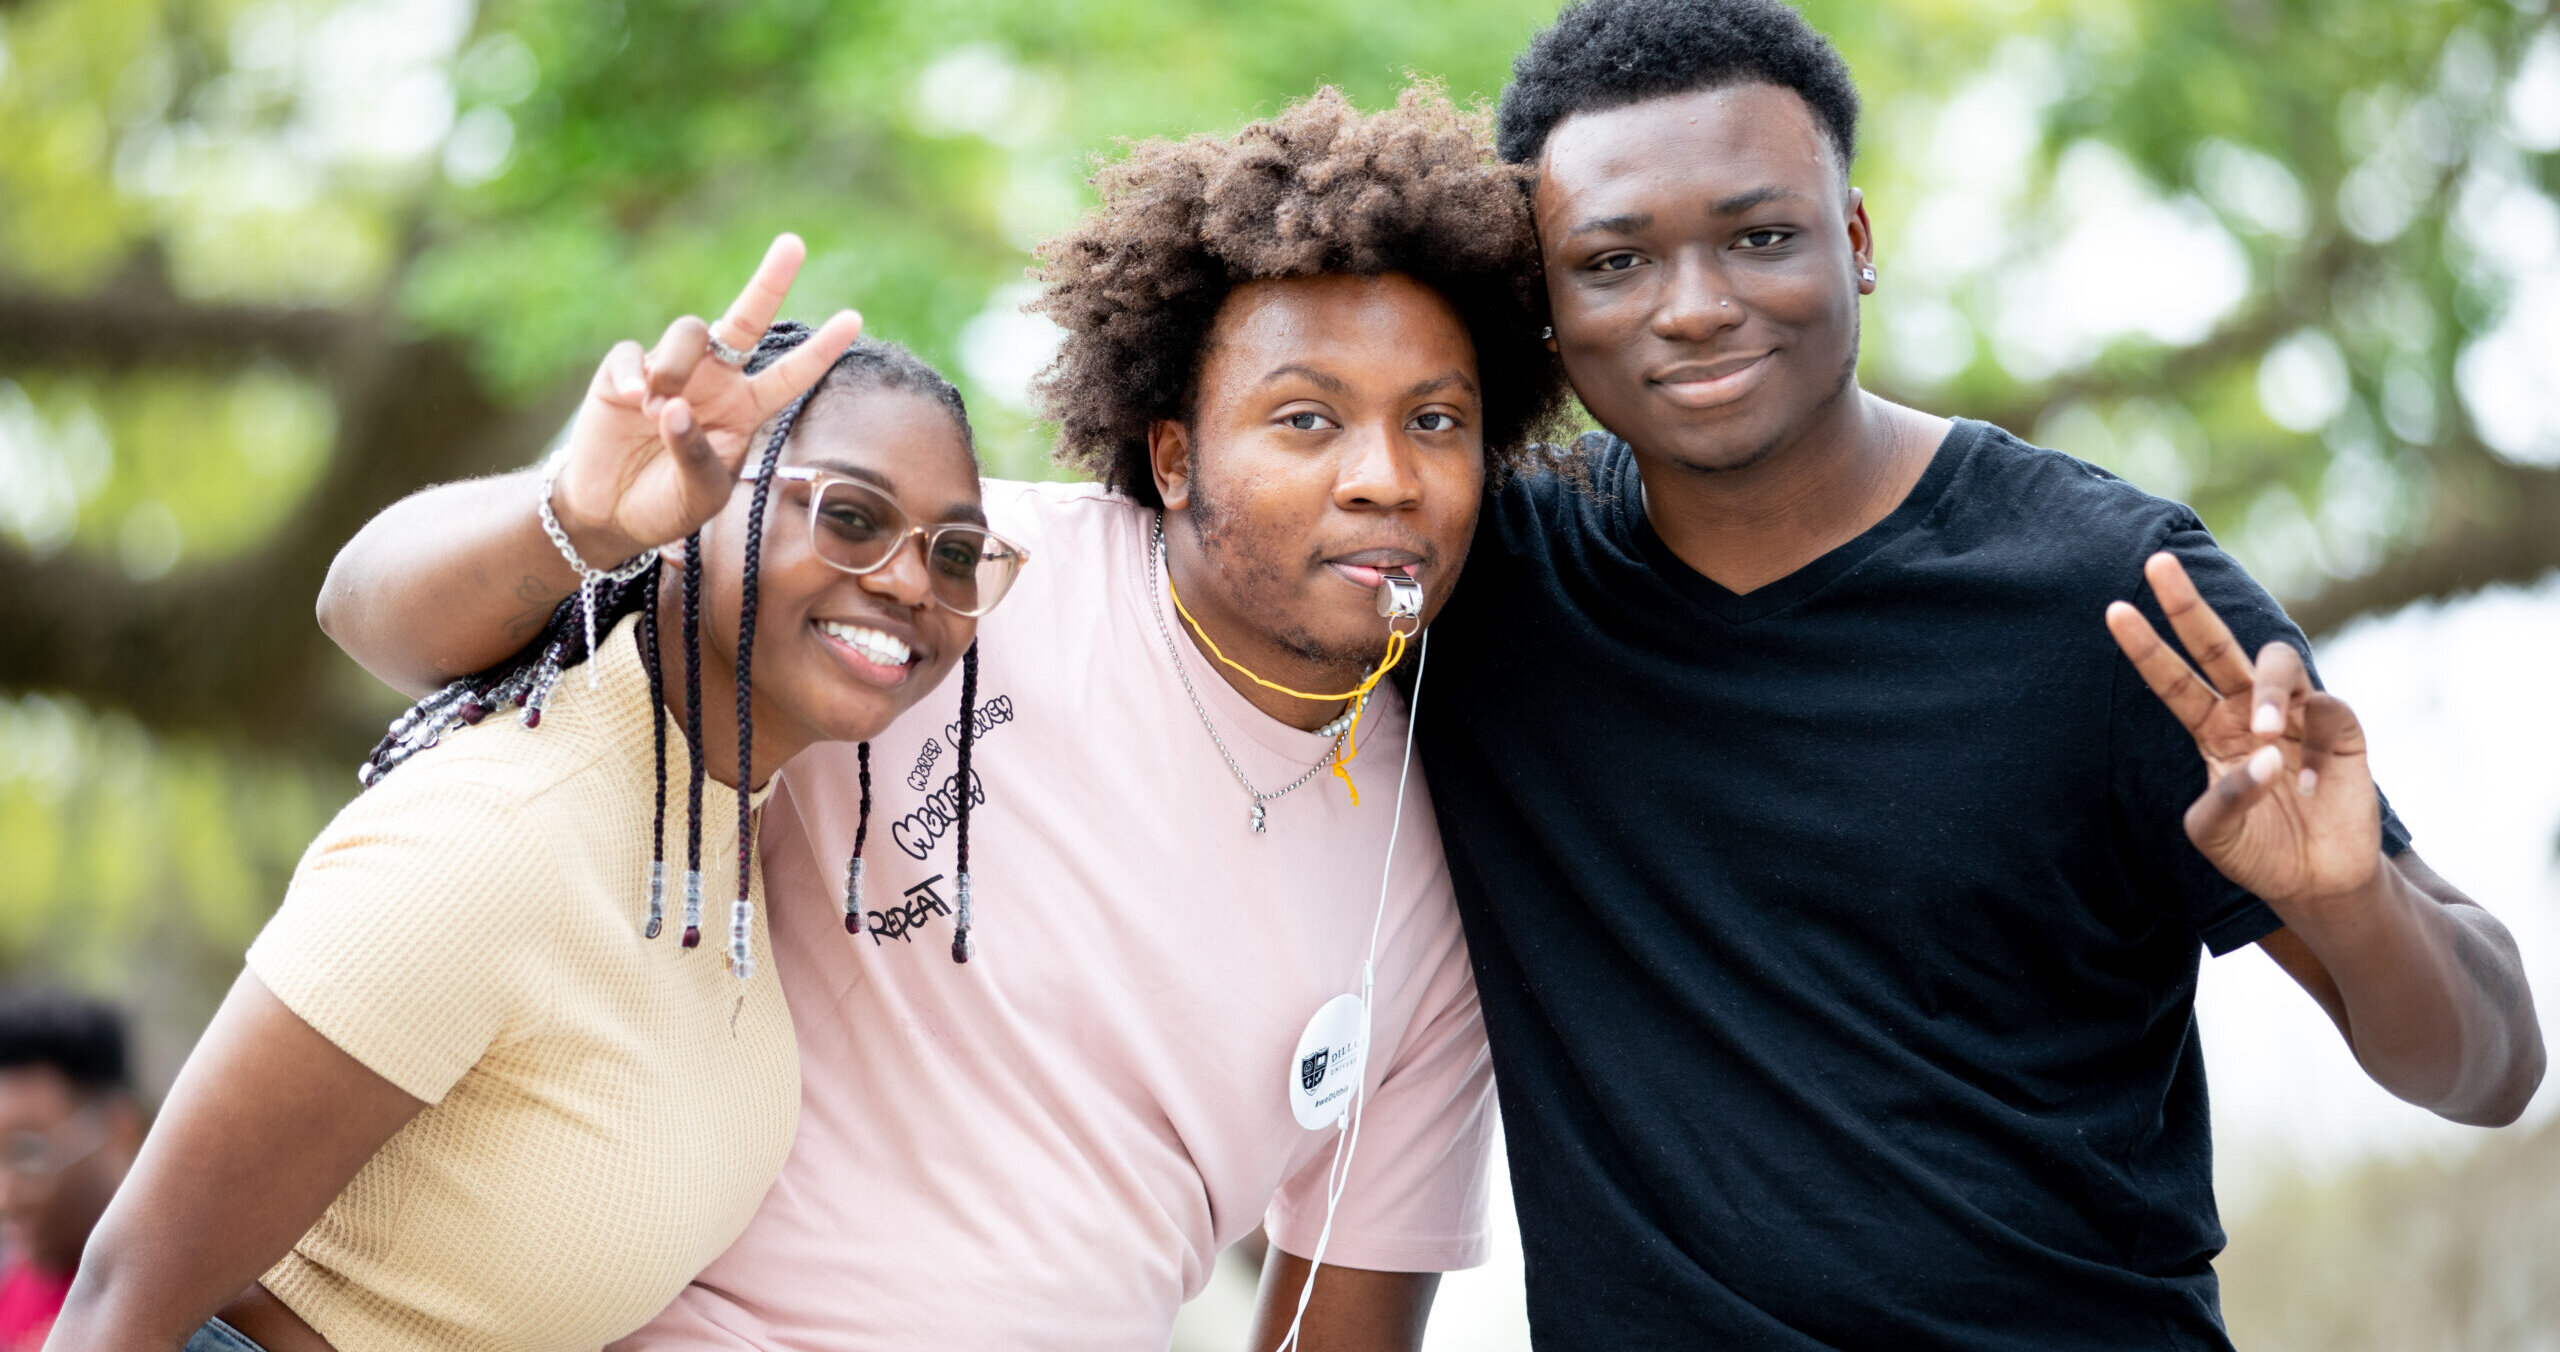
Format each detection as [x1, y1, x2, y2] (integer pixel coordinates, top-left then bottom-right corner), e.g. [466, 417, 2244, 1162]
[1375, 570, 1424, 621]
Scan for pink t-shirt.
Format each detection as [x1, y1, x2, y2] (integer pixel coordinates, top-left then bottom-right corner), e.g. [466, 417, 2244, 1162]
[619, 482, 1495, 1352]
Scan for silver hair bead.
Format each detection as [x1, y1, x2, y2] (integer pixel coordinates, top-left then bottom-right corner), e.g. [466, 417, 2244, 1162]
[644, 860, 666, 940]
[950, 872, 973, 964]
[729, 894, 754, 981]
[842, 856, 866, 934]
[520, 641, 568, 728]
[485, 666, 535, 717]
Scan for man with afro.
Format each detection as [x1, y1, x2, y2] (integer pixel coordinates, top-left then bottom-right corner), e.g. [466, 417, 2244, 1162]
[1410, 0, 2544, 1346]
[316, 86, 1570, 1350]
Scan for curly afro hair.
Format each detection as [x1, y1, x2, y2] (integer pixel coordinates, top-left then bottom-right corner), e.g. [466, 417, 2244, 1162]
[1496, 0, 1861, 170]
[1028, 84, 1572, 508]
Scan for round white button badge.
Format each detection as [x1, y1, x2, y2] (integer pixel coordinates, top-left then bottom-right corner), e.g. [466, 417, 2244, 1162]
[1289, 993, 1368, 1130]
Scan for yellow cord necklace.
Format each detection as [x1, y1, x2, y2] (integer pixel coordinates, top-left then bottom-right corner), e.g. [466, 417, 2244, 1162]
[1161, 531, 1416, 807]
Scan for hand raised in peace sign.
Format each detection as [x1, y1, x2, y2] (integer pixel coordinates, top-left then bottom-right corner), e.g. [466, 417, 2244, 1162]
[2104, 551, 2383, 914]
[547, 233, 867, 566]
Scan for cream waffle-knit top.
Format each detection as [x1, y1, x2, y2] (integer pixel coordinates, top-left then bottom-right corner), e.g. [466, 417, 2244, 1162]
[245, 613, 798, 1352]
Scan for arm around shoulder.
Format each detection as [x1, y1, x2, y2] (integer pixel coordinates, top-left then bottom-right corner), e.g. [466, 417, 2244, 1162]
[317, 469, 579, 699]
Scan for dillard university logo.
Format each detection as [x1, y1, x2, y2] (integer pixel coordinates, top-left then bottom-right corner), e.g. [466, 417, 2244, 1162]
[1300, 1048, 1331, 1094]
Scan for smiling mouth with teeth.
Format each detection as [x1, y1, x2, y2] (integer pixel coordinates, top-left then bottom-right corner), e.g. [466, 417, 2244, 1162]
[818, 619, 913, 668]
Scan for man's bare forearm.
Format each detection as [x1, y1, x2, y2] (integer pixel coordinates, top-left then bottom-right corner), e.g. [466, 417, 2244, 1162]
[2264, 852, 2545, 1126]
[317, 469, 621, 699]
[1246, 1250, 1439, 1352]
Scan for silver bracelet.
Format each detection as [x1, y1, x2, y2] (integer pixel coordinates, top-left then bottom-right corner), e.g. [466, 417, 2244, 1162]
[538, 454, 659, 686]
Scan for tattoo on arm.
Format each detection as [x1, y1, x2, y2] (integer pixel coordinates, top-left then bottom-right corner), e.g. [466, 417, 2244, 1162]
[501, 574, 560, 641]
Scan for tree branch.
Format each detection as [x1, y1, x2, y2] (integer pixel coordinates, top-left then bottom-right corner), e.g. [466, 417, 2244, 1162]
[1878, 224, 2560, 634]
[1925, 345, 2560, 635]
[2287, 452, 2560, 637]
[1895, 236, 2351, 440]
[0, 251, 365, 374]
[0, 273, 571, 757]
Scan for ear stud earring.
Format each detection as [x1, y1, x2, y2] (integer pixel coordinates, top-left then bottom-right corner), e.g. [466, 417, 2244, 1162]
[1861, 266, 1877, 283]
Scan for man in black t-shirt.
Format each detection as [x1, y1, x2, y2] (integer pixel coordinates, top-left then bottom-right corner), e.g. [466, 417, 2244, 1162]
[1414, 1, 2549, 1347]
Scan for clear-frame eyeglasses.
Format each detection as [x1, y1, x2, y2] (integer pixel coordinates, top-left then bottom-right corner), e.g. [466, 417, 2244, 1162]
[748, 465, 1030, 618]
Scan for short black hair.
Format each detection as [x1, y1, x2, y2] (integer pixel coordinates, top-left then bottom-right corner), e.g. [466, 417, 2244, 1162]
[0, 989, 129, 1093]
[1496, 0, 1862, 170]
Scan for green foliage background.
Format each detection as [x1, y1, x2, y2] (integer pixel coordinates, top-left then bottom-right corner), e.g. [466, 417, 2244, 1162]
[2, 0, 2556, 1340]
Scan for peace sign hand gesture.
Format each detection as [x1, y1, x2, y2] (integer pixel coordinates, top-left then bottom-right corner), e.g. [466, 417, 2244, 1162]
[547, 233, 866, 565]
[2104, 552, 2384, 916]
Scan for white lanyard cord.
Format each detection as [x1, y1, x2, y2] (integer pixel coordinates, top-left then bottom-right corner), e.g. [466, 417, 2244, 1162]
[1273, 627, 1429, 1352]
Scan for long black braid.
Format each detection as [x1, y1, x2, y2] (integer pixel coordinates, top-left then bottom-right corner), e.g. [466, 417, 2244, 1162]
[842, 742, 872, 934]
[725, 370, 800, 980]
[680, 528, 708, 948]
[638, 566, 668, 939]
[949, 641, 981, 963]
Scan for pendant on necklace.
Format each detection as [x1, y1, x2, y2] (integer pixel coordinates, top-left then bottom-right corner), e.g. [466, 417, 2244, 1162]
[1250, 802, 1268, 834]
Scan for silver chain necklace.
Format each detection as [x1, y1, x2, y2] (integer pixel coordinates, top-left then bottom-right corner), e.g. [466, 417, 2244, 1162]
[1148, 514, 1354, 834]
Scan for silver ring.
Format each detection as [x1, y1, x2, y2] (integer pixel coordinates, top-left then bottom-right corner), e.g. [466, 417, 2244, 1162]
[705, 328, 756, 367]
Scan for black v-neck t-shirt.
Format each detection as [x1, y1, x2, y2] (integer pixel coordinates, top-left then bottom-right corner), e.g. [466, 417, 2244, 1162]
[1413, 420, 2407, 1350]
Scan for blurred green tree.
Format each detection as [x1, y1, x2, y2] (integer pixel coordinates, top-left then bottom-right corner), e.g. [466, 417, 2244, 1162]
[0, 0, 2556, 1058]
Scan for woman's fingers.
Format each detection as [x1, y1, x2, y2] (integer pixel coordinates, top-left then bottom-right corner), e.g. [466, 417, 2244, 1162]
[709, 233, 809, 360]
[658, 396, 742, 480]
[644, 316, 711, 406]
[2187, 742, 2284, 854]
[748, 308, 864, 412]
[596, 340, 648, 406]
[2143, 552, 2256, 696]
[2105, 600, 2216, 732]
[2248, 640, 2312, 740]
[2297, 691, 2362, 798]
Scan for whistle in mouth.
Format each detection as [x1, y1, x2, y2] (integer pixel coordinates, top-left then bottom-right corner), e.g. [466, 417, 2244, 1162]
[1376, 569, 1424, 621]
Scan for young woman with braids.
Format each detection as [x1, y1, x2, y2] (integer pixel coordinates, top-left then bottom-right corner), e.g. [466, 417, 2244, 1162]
[51, 244, 1025, 1352]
